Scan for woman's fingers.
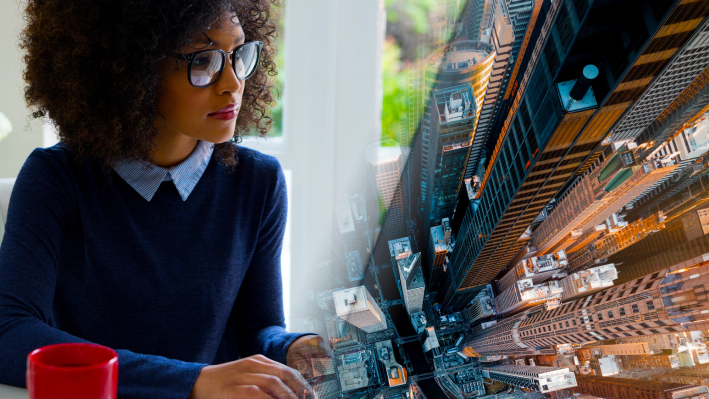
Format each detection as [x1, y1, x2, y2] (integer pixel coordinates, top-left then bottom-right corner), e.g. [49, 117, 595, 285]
[238, 355, 313, 396]
[231, 373, 298, 399]
[227, 385, 273, 399]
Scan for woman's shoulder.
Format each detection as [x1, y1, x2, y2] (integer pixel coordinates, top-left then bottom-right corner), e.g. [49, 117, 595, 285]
[21, 142, 78, 176]
[234, 144, 284, 178]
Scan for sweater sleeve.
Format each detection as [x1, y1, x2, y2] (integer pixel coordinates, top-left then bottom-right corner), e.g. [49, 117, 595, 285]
[231, 157, 313, 364]
[0, 148, 206, 399]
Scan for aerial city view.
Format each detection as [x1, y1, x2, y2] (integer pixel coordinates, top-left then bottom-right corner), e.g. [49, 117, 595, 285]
[288, 0, 709, 398]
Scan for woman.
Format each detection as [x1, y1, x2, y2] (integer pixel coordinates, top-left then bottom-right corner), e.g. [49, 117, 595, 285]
[0, 1, 331, 398]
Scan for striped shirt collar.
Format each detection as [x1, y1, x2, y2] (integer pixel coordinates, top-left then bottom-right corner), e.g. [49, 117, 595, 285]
[112, 140, 214, 202]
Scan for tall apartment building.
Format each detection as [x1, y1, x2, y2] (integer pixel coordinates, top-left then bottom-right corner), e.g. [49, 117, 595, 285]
[367, 145, 406, 239]
[396, 252, 425, 314]
[494, 279, 562, 315]
[575, 375, 709, 399]
[481, 364, 576, 393]
[560, 264, 618, 302]
[444, 0, 694, 311]
[464, 0, 516, 180]
[653, 367, 709, 388]
[464, 284, 496, 324]
[333, 286, 388, 333]
[530, 145, 679, 256]
[427, 218, 453, 293]
[462, 253, 709, 357]
[420, 41, 497, 250]
[609, 17, 709, 143]
[497, 250, 567, 292]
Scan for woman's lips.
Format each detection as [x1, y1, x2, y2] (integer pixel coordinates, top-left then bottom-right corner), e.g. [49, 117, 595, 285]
[208, 110, 237, 120]
[208, 104, 239, 120]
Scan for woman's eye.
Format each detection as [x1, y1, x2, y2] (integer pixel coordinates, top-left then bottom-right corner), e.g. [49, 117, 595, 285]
[194, 55, 210, 67]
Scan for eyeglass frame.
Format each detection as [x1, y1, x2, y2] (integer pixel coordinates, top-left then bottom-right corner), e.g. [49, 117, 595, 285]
[168, 40, 264, 88]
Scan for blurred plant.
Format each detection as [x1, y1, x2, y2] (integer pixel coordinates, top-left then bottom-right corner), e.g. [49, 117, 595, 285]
[381, 38, 408, 147]
[0, 112, 12, 142]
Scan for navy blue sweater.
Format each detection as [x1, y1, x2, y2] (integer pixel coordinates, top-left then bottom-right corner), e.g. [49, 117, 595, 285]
[0, 143, 309, 398]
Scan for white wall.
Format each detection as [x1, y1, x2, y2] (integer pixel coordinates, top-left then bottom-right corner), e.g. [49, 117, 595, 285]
[0, 0, 44, 178]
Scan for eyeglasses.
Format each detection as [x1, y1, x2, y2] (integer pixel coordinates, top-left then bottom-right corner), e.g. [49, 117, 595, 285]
[169, 41, 263, 88]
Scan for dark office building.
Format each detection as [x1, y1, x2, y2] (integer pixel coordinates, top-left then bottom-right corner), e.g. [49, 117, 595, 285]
[443, 0, 709, 311]
[575, 375, 708, 399]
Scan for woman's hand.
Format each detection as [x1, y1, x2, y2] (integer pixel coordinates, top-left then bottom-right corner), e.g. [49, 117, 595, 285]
[188, 354, 313, 399]
[286, 335, 334, 381]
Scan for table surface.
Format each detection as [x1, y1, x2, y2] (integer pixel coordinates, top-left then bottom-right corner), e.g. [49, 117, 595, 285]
[0, 383, 27, 398]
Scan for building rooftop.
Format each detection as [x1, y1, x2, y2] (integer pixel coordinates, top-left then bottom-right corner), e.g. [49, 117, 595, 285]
[426, 40, 495, 73]
[336, 203, 355, 234]
[434, 84, 475, 124]
[388, 237, 412, 260]
[333, 286, 372, 315]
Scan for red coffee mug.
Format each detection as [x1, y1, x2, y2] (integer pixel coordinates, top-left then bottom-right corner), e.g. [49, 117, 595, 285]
[26, 343, 118, 399]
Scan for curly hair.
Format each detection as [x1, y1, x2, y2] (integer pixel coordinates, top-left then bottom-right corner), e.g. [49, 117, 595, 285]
[20, 0, 280, 171]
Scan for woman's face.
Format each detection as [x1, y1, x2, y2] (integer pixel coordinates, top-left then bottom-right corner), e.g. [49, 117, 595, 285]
[155, 13, 246, 144]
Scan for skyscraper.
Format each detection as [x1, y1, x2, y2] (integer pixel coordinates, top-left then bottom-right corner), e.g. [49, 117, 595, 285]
[464, 0, 515, 181]
[463, 252, 709, 357]
[418, 40, 498, 249]
[396, 252, 425, 314]
[426, 218, 454, 293]
[333, 286, 388, 333]
[575, 375, 709, 399]
[530, 145, 680, 256]
[444, 0, 703, 311]
[367, 145, 406, 239]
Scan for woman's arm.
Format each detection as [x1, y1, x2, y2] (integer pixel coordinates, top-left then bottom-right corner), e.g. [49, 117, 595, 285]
[0, 149, 205, 399]
[229, 157, 315, 364]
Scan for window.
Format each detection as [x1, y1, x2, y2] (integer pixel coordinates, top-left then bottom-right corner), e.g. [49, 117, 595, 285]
[608, 310, 614, 319]
[646, 300, 655, 311]
[632, 304, 640, 313]
[565, 321, 569, 327]
[572, 319, 577, 326]
[640, 323, 651, 328]
[650, 329, 661, 334]
[619, 307, 626, 316]
[655, 320, 666, 326]
[666, 327, 677, 332]
[636, 278, 644, 285]
[597, 313, 603, 321]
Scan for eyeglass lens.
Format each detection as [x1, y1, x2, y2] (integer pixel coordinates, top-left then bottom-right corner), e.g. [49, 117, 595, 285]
[189, 43, 259, 87]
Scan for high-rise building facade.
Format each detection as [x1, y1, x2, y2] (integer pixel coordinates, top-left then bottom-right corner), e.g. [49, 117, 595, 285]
[464, 0, 516, 180]
[333, 286, 388, 333]
[530, 145, 680, 256]
[575, 375, 709, 399]
[420, 41, 496, 246]
[427, 218, 454, 293]
[462, 253, 709, 357]
[396, 252, 425, 314]
[367, 145, 406, 239]
[444, 0, 707, 311]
